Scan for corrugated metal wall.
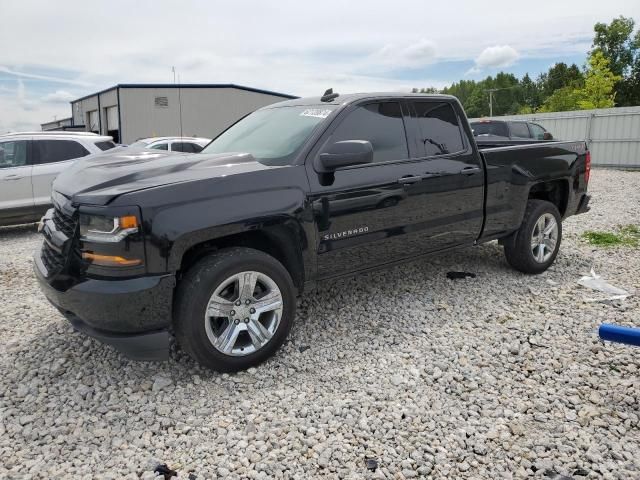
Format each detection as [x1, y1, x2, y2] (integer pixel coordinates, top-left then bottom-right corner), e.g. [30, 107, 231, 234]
[118, 87, 287, 144]
[470, 106, 640, 168]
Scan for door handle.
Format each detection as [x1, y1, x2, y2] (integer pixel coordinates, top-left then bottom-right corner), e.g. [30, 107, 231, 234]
[460, 166, 482, 175]
[4, 175, 23, 181]
[397, 175, 423, 184]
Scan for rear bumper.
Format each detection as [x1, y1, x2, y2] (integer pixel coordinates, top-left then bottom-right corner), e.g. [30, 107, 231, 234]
[34, 249, 174, 361]
[575, 194, 591, 215]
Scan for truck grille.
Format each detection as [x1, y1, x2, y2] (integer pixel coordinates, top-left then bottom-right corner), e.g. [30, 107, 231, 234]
[53, 208, 77, 238]
[40, 207, 78, 275]
[41, 242, 66, 273]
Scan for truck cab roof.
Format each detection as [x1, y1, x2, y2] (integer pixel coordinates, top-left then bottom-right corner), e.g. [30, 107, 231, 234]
[270, 92, 459, 108]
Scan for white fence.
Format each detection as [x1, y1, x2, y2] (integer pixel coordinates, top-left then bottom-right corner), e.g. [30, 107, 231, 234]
[470, 106, 640, 168]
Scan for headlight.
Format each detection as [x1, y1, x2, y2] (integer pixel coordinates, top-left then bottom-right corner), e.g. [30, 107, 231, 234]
[79, 213, 139, 242]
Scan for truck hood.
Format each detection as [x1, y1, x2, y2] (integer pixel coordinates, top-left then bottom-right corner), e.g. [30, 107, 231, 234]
[53, 149, 272, 205]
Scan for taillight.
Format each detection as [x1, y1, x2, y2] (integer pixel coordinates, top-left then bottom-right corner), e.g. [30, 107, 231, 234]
[585, 150, 591, 184]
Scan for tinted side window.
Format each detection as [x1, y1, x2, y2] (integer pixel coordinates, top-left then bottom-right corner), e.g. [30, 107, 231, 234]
[330, 102, 408, 163]
[414, 102, 465, 156]
[471, 121, 509, 137]
[171, 142, 188, 152]
[95, 141, 116, 151]
[528, 123, 546, 140]
[150, 143, 168, 150]
[0, 140, 28, 168]
[509, 122, 531, 138]
[35, 140, 90, 164]
[172, 142, 202, 153]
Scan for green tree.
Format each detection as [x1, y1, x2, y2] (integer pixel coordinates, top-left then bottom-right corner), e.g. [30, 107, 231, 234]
[519, 73, 543, 111]
[538, 62, 583, 97]
[593, 16, 635, 77]
[537, 86, 582, 112]
[577, 50, 621, 109]
[592, 16, 640, 105]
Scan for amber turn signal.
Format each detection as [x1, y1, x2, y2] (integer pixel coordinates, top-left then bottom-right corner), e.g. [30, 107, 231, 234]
[119, 215, 138, 229]
[82, 252, 142, 267]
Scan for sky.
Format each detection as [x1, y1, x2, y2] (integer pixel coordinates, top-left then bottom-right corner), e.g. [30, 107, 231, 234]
[1, 0, 639, 132]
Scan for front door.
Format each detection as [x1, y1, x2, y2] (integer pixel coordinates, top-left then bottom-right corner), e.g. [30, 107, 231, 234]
[0, 138, 34, 224]
[307, 100, 438, 279]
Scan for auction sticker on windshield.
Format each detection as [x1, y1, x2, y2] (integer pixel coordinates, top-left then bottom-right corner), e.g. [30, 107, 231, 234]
[300, 109, 332, 119]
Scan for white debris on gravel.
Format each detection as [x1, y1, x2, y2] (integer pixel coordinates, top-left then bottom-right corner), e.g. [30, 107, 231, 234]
[1, 169, 639, 479]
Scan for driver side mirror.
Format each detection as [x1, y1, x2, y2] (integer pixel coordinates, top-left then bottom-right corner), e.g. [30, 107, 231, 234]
[542, 132, 553, 140]
[316, 140, 373, 173]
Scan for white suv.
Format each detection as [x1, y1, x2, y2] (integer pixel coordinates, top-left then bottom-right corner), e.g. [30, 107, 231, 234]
[0, 132, 117, 227]
[128, 136, 211, 153]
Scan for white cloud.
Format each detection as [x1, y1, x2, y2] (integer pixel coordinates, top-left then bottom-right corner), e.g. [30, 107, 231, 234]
[469, 45, 520, 74]
[371, 39, 437, 69]
[1, 0, 638, 131]
[0, 66, 89, 86]
[42, 90, 76, 103]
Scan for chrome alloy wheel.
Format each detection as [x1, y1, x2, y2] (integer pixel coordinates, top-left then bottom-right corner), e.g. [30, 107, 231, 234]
[204, 271, 283, 356]
[531, 213, 558, 263]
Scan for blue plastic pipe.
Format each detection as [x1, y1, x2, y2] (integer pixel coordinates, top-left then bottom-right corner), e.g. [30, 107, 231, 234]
[599, 324, 640, 347]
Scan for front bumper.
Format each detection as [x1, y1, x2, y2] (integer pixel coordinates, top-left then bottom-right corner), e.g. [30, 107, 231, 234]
[34, 250, 175, 361]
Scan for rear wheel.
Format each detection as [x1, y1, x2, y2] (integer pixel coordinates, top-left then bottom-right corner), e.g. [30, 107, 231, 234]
[174, 247, 295, 372]
[503, 200, 562, 274]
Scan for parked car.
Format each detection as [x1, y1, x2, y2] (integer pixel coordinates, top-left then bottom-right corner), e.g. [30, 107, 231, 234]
[0, 132, 116, 226]
[34, 91, 591, 372]
[128, 136, 211, 153]
[470, 119, 553, 147]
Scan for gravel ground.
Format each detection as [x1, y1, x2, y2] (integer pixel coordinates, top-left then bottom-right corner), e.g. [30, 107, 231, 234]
[1, 169, 639, 479]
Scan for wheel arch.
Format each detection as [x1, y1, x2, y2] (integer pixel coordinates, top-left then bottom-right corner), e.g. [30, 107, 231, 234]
[527, 179, 569, 217]
[174, 221, 307, 294]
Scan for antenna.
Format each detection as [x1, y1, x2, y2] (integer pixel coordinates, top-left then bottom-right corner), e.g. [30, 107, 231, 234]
[177, 73, 184, 138]
[321, 88, 339, 102]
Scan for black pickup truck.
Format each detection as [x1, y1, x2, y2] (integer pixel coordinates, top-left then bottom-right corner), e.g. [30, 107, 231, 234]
[34, 91, 591, 371]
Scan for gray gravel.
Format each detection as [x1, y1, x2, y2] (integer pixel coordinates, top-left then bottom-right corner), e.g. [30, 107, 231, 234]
[1, 169, 639, 479]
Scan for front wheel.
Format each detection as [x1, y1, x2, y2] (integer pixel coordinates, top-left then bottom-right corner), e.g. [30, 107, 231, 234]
[174, 247, 296, 372]
[503, 200, 562, 274]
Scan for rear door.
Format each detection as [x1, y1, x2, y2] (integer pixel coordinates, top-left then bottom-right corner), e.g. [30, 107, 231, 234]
[0, 138, 34, 223]
[31, 139, 91, 208]
[408, 100, 485, 250]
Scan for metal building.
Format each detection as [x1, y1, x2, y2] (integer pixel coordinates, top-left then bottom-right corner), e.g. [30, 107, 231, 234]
[470, 106, 640, 168]
[68, 84, 296, 144]
[40, 117, 78, 131]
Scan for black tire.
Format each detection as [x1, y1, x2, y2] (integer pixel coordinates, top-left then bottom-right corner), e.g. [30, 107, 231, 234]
[174, 247, 296, 372]
[503, 200, 562, 274]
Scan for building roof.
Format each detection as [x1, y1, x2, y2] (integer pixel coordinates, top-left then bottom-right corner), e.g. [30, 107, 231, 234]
[71, 84, 297, 103]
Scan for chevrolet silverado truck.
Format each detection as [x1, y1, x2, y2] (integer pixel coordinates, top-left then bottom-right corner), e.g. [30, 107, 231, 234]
[34, 91, 591, 372]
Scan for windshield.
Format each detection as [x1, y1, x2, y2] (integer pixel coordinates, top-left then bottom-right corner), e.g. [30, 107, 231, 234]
[201, 106, 336, 166]
[470, 121, 509, 137]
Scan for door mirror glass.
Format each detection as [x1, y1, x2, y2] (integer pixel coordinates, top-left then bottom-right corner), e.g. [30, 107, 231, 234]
[318, 140, 373, 172]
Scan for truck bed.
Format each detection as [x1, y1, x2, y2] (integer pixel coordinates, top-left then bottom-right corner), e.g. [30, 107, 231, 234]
[477, 140, 589, 241]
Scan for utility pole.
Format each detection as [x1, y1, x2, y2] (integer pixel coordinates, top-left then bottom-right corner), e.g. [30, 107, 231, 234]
[487, 88, 498, 117]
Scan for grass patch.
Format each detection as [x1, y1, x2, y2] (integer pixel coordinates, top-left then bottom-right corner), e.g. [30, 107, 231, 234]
[582, 224, 640, 247]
